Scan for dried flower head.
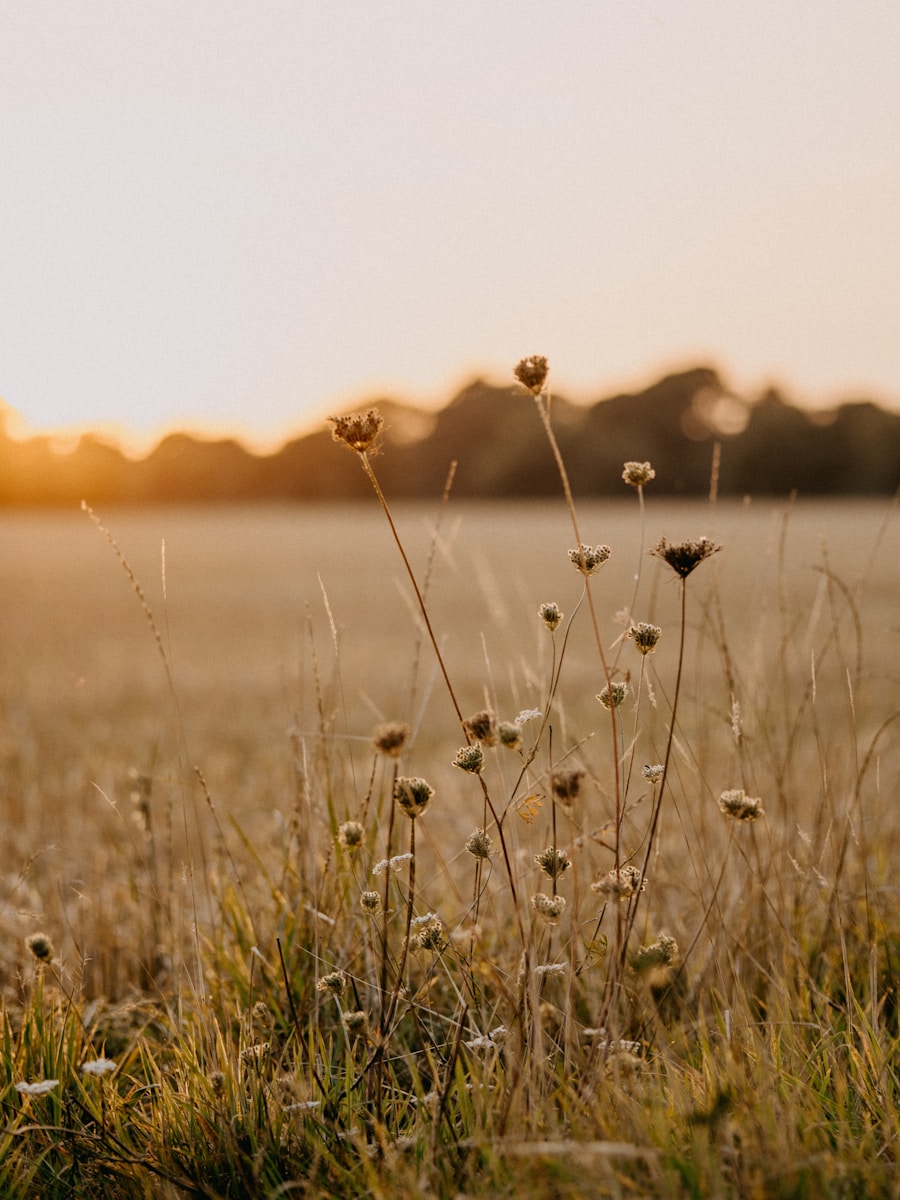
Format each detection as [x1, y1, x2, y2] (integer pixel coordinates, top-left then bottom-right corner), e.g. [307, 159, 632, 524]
[372, 853, 412, 876]
[342, 1010, 368, 1035]
[627, 622, 662, 655]
[360, 890, 383, 914]
[630, 933, 679, 973]
[81, 1058, 117, 1077]
[413, 918, 445, 952]
[550, 768, 585, 805]
[453, 744, 484, 774]
[463, 709, 498, 746]
[568, 543, 611, 575]
[718, 789, 765, 821]
[240, 1042, 271, 1067]
[372, 721, 412, 757]
[337, 820, 365, 850]
[622, 461, 656, 488]
[394, 776, 434, 818]
[465, 827, 495, 860]
[316, 970, 347, 997]
[597, 681, 628, 710]
[652, 536, 721, 579]
[328, 408, 384, 455]
[497, 721, 523, 750]
[25, 933, 54, 964]
[513, 355, 549, 395]
[643, 763, 665, 784]
[539, 601, 563, 631]
[591, 865, 646, 900]
[532, 962, 567, 979]
[534, 846, 571, 880]
[531, 893, 567, 925]
[15, 1079, 59, 1097]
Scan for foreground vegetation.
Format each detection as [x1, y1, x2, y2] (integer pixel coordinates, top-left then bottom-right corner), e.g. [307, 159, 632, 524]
[0, 359, 897, 1197]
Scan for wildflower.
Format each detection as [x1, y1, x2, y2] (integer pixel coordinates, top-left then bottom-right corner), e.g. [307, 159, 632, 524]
[15, 1079, 59, 1097]
[652, 536, 721, 579]
[316, 970, 347, 996]
[515, 708, 542, 724]
[627, 622, 662, 655]
[81, 1058, 117, 1077]
[539, 601, 562, 631]
[598, 681, 628, 710]
[360, 890, 383, 914]
[337, 820, 365, 850]
[413, 919, 445, 952]
[550, 768, 585, 805]
[371, 853, 412, 877]
[497, 721, 523, 750]
[465, 1025, 507, 1050]
[372, 721, 411, 757]
[591, 865, 645, 900]
[568, 543, 611, 576]
[240, 1042, 271, 1066]
[643, 764, 664, 784]
[534, 846, 571, 880]
[463, 709, 498, 746]
[465, 828, 495, 860]
[531, 893, 566, 925]
[718, 789, 765, 821]
[249, 1002, 274, 1031]
[394, 776, 434, 818]
[342, 1010, 368, 1035]
[453, 745, 484, 774]
[513, 355, 549, 395]
[622, 461, 656, 488]
[328, 408, 384, 455]
[630, 933, 679, 973]
[25, 933, 54, 963]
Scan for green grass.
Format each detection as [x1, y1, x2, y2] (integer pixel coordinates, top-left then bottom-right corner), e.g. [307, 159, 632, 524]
[0, 387, 897, 1197]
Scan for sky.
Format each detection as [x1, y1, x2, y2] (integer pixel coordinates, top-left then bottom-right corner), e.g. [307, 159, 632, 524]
[2, 1, 899, 452]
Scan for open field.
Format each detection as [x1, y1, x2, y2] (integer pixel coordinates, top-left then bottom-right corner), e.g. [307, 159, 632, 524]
[0, 493, 898, 1197]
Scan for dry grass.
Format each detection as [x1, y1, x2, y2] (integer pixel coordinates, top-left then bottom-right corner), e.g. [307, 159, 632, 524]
[0, 475, 898, 1197]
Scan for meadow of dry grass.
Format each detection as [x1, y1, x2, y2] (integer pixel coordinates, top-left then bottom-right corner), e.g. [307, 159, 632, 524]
[0, 482, 898, 1198]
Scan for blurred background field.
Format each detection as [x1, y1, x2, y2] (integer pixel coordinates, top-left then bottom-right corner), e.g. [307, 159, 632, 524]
[1, 497, 897, 1000]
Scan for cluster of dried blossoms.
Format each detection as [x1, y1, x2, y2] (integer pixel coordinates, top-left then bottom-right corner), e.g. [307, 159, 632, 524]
[719, 788, 765, 821]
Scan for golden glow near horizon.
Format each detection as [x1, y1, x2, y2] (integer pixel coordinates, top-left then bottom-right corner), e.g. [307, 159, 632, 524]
[2, 1, 899, 449]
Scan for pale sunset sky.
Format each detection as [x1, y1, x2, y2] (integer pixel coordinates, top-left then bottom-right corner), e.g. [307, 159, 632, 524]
[2, 1, 898, 451]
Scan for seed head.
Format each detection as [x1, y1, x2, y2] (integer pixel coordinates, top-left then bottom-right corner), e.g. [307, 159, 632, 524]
[328, 408, 384, 455]
[591, 865, 645, 900]
[597, 681, 628, 710]
[568, 543, 611, 576]
[316, 970, 347, 997]
[497, 721, 523, 750]
[531, 893, 567, 925]
[652, 536, 721, 579]
[25, 933, 54, 964]
[342, 1010, 368, 1035]
[240, 1042, 271, 1067]
[513, 355, 549, 395]
[360, 890, 383, 915]
[463, 709, 498, 746]
[337, 820, 365, 850]
[539, 601, 563, 631]
[627, 622, 662, 655]
[15, 1079, 59, 1096]
[413, 918, 445, 952]
[465, 827, 495, 860]
[622, 461, 656, 488]
[550, 768, 585, 805]
[453, 744, 484, 774]
[373, 721, 412, 757]
[630, 933, 679, 973]
[718, 789, 765, 821]
[394, 776, 434, 818]
[642, 764, 665, 784]
[534, 846, 571, 880]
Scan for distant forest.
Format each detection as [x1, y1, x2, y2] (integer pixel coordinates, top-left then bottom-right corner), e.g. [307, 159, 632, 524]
[2, 366, 899, 505]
